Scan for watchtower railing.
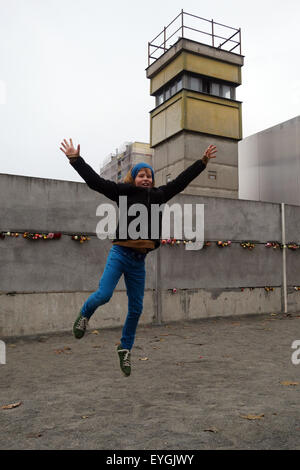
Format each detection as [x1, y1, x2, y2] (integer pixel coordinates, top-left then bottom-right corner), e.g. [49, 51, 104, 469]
[148, 10, 241, 66]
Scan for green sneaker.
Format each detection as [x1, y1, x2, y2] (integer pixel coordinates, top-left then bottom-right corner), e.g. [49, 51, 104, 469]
[73, 312, 89, 339]
[117, 345, 131, 377]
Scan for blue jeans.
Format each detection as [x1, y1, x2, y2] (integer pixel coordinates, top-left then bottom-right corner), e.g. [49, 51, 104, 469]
[81, 245, 146, 350]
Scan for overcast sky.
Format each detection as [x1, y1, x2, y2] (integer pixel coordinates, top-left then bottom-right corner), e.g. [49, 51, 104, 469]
[0, 0, 299, 182]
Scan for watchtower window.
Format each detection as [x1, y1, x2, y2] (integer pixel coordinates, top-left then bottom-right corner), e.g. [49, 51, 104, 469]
[210, 81, 235, 99]
[211, 82, 220, 96]
[155, 75, 184, 106]
[222, 84, 231, 99]
[188, 76, 202, 92]
[154, 73, 236, 107]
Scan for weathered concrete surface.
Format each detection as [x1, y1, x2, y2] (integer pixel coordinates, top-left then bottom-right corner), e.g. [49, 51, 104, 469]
[2, 171, 300, 337]
[1, 312, 300, 450]
[0, 171, 285, 295]
[239, 115, 300, 206]
[0, 286, 286, 338]
[0, 290, 156, 337]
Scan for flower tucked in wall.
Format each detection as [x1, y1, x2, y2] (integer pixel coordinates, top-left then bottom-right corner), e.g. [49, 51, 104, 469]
[265, 241, 281, 249]
[264, 286, 274, 292]
[161, 238, 176, 245]
[0, 232, 20, 239]
[287, 243, 299, 250]
[217, 240, 231, 247]
[47, 233, 61, 239]
[23, 232, 62, 240]
[240, 242, 255, 250]
[71, 235, 90, 243]
[161, 238, 194, 246]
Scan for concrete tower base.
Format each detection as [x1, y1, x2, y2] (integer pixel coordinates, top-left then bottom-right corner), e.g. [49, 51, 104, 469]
[153, 131, 238, 199]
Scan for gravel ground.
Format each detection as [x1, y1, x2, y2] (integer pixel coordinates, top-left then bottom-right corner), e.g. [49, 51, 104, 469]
[1, 312, 300, 450]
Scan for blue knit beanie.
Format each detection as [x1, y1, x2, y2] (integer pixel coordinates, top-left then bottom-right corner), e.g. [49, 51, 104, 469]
[131, 162, 154, 181]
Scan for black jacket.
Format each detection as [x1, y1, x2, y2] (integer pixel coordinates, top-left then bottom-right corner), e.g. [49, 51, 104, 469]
[70, 157, 206, 251]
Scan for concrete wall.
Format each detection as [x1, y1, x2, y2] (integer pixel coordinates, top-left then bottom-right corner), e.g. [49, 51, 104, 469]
[1, 172, 300, 338]
[238, 115, 300, 206]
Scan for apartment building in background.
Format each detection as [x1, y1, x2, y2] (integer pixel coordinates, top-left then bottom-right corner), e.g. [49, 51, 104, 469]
[100, 142, 154, 182]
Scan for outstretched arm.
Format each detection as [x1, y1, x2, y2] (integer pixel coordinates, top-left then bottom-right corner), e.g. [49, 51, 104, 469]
[158, 145, 217, 202]
[60, 138, 120, 202]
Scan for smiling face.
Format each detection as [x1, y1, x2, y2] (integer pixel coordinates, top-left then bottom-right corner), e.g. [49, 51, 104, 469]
[134, 168, 153, 188]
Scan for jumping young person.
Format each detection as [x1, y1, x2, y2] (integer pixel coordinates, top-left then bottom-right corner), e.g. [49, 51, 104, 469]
[60, 138, 217, 376]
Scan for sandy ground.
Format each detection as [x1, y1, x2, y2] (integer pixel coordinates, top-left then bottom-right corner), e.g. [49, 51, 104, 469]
[1, 312, 300, 450]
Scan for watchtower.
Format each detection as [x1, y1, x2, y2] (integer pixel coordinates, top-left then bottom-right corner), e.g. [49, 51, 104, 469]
[146, 11, 244, 198]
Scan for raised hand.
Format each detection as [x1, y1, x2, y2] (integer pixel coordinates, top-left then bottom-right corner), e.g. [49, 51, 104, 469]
[60, 138, 80, 159]
[202, 145, 217, 165]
